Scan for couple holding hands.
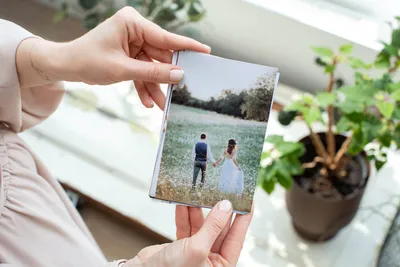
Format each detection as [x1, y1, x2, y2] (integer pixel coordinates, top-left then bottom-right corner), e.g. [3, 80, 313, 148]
[192, 133, 244, 196]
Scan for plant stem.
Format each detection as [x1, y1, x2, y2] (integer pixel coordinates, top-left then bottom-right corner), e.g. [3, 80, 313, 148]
[302, 156, 324, 168]
[388, 56, 400, 74]
[306, 123, 329, 162]
[333, 132, 353, 165]
[326, 57, 337, 167]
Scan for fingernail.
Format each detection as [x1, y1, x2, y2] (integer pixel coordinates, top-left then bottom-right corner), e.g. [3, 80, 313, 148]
[203, 44, 211, 52]
[170, 69, 184, 82]
[219, 200, 232, 213]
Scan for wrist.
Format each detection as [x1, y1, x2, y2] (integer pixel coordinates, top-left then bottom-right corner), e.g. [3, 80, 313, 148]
[17, 37, 71, 87]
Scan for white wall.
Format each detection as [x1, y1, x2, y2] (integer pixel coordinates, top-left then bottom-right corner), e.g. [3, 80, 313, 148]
[32, 0, 400, 93]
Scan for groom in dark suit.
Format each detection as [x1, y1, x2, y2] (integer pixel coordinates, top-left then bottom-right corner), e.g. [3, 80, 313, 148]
[191, 133, 216, 190]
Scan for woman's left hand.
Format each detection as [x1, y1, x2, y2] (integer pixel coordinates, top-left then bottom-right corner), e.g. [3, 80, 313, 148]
[124, 202, 253, 267]
[17, 6, 211, 110]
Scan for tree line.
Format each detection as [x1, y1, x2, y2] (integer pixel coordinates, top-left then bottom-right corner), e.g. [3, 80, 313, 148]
[171, 73, 276, 122]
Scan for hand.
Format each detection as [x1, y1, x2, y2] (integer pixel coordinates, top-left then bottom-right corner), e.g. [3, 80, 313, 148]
[16, 6, 210, 110]
[212, 162, 217, 167]
[125, 201, 253, 267]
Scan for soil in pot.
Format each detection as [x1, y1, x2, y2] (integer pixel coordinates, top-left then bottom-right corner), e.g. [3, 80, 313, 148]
[286, 133, 370, 242]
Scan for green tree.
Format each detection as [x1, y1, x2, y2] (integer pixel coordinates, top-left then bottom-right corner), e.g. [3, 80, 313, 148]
[241, 72, 277, 121]
[171, 85, 191, 104]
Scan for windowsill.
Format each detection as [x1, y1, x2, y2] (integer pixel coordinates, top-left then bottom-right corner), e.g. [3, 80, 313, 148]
[242, 0, 385, 52]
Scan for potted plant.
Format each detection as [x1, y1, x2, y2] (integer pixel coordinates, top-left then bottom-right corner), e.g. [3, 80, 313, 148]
[54, 0, 206, 32]
[258, 17, 400, 242]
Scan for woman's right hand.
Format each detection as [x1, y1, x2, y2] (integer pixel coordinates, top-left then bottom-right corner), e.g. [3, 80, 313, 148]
[125, 200, 253, 267]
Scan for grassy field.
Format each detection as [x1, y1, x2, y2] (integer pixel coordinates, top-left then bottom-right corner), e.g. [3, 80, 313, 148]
[155, 104, 267, 212]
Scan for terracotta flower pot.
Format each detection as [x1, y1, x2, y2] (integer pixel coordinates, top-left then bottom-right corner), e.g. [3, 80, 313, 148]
[286, 133, 370, 242]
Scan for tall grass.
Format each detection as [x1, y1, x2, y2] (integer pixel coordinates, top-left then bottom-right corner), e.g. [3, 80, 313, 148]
[156, 104, 267, 213]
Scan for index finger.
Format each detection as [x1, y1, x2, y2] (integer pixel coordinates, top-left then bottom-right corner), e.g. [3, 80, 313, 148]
[142, 19, 211, 53]
[220, 203, 254, 265]
[176, 205, 190, 239]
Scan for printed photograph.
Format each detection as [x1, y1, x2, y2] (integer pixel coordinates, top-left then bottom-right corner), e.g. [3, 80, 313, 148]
[153, 52, 278, 213]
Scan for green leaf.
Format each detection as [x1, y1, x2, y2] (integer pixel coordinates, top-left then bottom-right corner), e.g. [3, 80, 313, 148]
[317, 92, 336, 107]
[324, 65, 335, 73]
[389, 82, 400, 92]
[83, 13, 100, 29]
[355, 72, 372, 86]
[339, 85, 375, 105]
[378, 130, 392, 147]
[390, 90, 400, 101]
[362, 115, 383, 143]
[303, 106, 323, 125]
[396, 16, 400, 22]
[276, 160, 292, 189]
[381, 41, 399, 56]
[346, 112, 365, 122]
[263, 163, 278, 181]
[336, 101, 364, 114]
[265, 135, 284, 145]
[391, 29, 400, 48]
[278, 110, 297, 126]
[335, 78, 345, 88]
[311, 46, 334, 57]
[285, 155, 304, 176]
[315, 57, 328, 66]
[376, 159, 387, 171]
[257, 168, 265, 185]
[377, 100, 395, 119]
[339, 44, 353, 54]
[373, 73, 393, 91]
[261, 179, 275, 194]
[275, 142, 304, 157]
[261, 151, 270, 161]
[375, 50, 391, 69]
[276, 172, 292, 189]
[79, 0, 99, 10]
[188, 1, 206, 22]
[394, 124, 400, 147]
[153, 7, 177, 24]
[337, 54, 345, 63]
[348, 128, 365, 155]
[348, 57, 370, 69]
[127, 0, 143, 8]
[284, 101, 305, 112]
[393, 106, 400, 120]
[336, 116, 355, 133]
[375, 91, 385, 101]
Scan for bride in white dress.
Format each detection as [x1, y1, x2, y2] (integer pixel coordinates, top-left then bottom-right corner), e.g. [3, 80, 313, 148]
[214, 139, 244, 196]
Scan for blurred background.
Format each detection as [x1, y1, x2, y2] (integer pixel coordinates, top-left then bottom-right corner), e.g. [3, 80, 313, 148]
[1, 0, 400, 266]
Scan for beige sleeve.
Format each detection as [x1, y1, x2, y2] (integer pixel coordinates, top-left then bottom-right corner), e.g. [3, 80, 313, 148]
[0, 19, 64, 133]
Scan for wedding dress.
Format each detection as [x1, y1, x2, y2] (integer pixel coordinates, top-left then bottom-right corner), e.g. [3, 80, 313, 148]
[219, 151, 244, 195]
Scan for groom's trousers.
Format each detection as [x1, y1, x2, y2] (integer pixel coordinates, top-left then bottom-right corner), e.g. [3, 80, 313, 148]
[192, 161, 207, 187]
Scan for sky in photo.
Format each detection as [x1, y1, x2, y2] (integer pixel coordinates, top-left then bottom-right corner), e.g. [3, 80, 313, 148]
[175, 52, 278, 101]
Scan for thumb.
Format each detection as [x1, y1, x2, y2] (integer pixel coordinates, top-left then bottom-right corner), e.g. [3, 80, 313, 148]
[192, 200, 233, 251]
[121, 57, 184, 84]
